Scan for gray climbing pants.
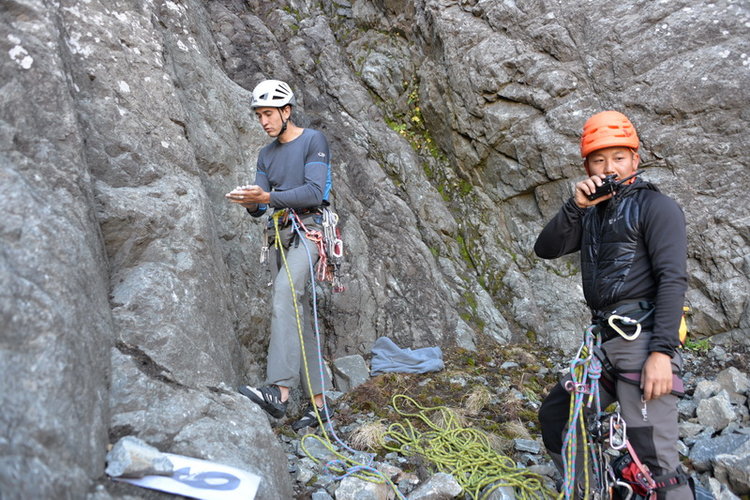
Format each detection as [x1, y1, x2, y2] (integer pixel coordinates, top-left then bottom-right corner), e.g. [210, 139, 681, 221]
[264, 217, 331, 397]
[539, 330, 694, 500]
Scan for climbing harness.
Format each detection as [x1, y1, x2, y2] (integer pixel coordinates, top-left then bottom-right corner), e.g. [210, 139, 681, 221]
[271, 211, 405, 499]
[381, 395, 555, 500]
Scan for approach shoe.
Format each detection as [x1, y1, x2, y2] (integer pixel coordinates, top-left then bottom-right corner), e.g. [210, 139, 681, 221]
[238, 385, 287, 419]
[291, 404, 332, 432]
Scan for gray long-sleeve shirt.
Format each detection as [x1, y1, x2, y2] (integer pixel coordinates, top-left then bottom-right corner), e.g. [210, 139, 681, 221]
[249, 128, 331, 216]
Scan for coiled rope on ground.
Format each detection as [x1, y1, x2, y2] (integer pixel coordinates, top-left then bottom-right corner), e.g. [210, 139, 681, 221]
[381, 394, 555, 500]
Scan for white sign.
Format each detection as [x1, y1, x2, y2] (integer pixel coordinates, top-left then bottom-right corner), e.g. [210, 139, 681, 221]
[115, 453, 261, 500]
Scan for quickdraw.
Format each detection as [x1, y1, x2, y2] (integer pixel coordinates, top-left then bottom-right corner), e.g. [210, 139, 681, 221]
[320, 208, 344, 292]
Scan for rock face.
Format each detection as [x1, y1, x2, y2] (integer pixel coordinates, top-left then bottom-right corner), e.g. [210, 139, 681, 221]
[0, 0, 748, 498]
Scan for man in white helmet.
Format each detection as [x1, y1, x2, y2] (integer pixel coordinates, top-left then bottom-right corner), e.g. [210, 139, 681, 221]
[226, 79, 333, 431]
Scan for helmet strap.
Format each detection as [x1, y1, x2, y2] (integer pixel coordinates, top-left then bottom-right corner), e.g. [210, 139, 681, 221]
[278, 107, 290, 139]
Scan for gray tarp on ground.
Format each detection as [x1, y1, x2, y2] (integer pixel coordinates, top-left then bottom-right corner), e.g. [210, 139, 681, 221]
[370, 337, 444, 375]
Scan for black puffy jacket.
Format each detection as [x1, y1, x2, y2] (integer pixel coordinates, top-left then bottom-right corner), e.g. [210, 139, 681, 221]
[534, 179, 687, 355]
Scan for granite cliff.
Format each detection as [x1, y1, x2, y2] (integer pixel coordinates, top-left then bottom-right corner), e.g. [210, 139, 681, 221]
[1, 0, 748, 498]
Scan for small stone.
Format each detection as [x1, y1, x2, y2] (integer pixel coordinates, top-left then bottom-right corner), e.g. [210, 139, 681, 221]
[694, 380, 722, 402]
[696, 391, 735, 431]
[105, 436, 173, 478]
[514, 438, 541, 454]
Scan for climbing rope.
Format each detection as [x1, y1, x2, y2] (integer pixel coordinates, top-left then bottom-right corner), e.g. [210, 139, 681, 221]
[271, 211, 405, 499]
[381, 395, 555, 500]
[559, 327, 604, 500]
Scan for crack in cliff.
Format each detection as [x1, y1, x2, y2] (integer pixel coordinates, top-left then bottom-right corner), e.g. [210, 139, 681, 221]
[116, 340, 186, 389]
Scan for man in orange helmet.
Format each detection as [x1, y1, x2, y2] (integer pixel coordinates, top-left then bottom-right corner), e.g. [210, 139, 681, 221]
[534, 111, 694, 499]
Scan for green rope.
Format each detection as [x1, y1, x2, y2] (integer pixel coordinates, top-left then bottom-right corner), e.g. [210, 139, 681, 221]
[381, 395, 556, 500]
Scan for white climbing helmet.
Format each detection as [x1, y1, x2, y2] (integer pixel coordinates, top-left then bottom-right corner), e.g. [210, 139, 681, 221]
[250, 79, 296, 109]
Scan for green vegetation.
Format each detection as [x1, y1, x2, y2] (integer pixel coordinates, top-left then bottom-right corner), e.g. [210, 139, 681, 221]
[282, 5, 302, 21]
[385, 83, 444, 161]
[463, 290, 478, 312]
[684, 337, 711, 352]
[335, 340, 562, 456]
[455, 234, 479, 271]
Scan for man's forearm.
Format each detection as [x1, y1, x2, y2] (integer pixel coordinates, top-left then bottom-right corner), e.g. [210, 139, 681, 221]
[534, 198, 585, 259]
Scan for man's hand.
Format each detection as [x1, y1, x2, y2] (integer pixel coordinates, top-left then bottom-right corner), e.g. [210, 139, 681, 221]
[225, 185, 271, 209]
[574, 174, 613, 208]
[641, 352, 673, 401]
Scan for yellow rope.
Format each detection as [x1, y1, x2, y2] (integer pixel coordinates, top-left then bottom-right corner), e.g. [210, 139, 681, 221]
[272, 212, 338, 436]
[272, 213, 402, 495]
[381, 395, 556, 500]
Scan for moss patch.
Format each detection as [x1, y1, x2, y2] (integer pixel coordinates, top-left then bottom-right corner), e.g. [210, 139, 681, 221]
[336, 338, 564, 458]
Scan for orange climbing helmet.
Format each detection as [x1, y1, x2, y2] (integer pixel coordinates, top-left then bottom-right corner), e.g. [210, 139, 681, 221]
[580, 111, 639, 158]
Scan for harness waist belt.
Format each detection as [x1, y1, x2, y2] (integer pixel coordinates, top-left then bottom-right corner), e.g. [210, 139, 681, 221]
[268, 207, 322, 229]
[593, 299, 655, 342]
[291, 207, 322, 216]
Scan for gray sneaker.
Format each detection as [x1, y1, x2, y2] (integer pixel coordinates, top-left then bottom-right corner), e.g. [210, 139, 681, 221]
[292, 403, 332, 431]
[238, 385, 287, 418]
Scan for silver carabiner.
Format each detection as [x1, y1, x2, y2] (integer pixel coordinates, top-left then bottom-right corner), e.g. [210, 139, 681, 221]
[331, 238, 344, 259]
[614, 481, 633, 500]
[609, 413, 627, 450]
[608, 314, 641, 340]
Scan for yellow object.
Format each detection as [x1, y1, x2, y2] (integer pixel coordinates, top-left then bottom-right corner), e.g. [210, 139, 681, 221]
[381, 395, 554, 499]
[679, 306, 690, 344]
[273, 213, 403, 497]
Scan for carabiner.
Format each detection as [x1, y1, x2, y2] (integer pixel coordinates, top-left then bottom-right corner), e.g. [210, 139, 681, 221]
[609, 414, 627, 450]
[608, 314, 641, 341]
[613, 481, 633, 500]
[331, 238, 344, 259]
